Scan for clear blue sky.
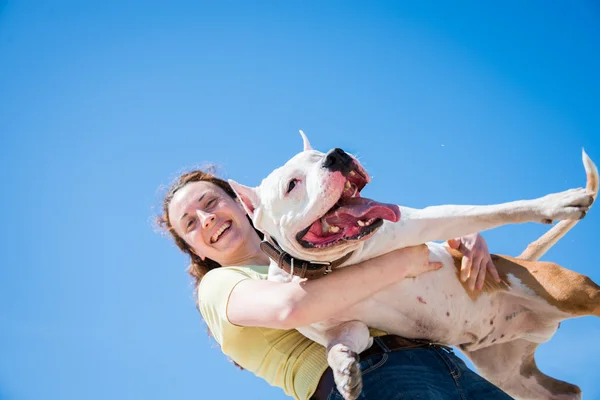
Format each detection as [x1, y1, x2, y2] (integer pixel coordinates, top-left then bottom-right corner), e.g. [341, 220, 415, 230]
[1, 1, 599, 399]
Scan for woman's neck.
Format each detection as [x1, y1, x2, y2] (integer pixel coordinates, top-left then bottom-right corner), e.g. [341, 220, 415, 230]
[224, 235, 270, 267]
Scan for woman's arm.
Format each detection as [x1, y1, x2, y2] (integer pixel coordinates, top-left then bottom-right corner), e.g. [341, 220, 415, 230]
[227, 244, 441, 330]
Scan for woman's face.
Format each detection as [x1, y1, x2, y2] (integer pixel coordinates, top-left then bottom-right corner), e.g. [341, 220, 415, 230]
[168, 181, 254, 265]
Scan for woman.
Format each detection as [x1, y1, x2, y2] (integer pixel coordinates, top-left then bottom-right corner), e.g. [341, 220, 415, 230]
[158, 169, 513, 400]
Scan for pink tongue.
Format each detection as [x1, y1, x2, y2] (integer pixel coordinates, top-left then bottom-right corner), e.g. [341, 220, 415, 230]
[324, 197, 400, 225]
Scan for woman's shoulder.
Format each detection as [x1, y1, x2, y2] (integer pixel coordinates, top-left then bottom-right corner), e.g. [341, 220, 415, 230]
[198, 265, 269, 303]
[204, 264, 270, 281]
[197, 265, 272, 337]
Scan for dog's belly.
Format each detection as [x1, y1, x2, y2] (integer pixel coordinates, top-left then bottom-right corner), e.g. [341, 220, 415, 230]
[335, 243, 538, 350]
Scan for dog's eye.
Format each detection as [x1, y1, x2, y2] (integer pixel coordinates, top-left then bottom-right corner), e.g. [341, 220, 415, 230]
[287, 179, 298, 194]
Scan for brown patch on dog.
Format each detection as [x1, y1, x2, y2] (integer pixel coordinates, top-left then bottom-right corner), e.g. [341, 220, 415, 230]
[492, 254, 600, 317]
[446, 248, 600, 316]
[446, 248, 510, 301]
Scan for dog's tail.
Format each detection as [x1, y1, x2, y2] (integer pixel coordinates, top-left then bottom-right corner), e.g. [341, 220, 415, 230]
[517, 149, 598, 261]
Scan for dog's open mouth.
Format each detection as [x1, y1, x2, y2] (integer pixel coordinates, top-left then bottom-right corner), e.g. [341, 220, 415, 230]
[296, 167, 401, 248]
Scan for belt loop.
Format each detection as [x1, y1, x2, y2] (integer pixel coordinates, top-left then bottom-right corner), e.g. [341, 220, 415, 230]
[373, 336, 391, 353]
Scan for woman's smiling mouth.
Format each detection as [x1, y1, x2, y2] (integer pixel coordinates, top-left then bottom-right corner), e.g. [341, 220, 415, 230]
[211, 221, 232, 243]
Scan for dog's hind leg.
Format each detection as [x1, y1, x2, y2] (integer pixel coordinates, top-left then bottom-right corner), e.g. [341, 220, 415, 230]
[531, 262, 600, 318]
[465, 339, 581, 400]
[490, 255, 600, 318]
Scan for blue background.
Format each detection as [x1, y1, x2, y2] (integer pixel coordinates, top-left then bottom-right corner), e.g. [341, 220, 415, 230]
[1, 1, 598, 399]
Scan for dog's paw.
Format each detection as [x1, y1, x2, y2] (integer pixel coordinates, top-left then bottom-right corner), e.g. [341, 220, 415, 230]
[327, 343, 362, 400]
[533, 188, 593, 223]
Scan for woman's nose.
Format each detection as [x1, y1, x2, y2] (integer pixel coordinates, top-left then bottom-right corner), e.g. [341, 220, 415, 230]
[197, 210, 216, 229]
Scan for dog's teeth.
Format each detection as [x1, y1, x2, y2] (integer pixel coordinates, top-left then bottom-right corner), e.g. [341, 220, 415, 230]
[321, 219, 331, 234]
[350, 170, 356, 176]
[357, 220, 365, 227]
[345, 181, 351, 190]
[329, 226, 340, 233]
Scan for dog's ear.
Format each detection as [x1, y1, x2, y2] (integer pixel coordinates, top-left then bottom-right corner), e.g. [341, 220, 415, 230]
[228, 179, 260, 218]
[299, 130, 312, 151]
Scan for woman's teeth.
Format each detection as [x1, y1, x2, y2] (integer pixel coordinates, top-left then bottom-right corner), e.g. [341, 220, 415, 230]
[211, 221, 231, 243]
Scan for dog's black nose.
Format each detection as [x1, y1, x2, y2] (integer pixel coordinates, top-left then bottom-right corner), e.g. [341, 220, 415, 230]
[323, 148, 353, 176]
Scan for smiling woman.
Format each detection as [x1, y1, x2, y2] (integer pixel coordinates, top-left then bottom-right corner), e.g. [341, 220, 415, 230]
[158, 169, 266, 287]
[167, 177, 266, 267]
[157, 167, 515, 400]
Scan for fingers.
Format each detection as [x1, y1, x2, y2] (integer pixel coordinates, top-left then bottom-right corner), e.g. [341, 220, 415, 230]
[487, 260, 501, 283]
[466, 257, 500, 291]
[454, 233, 498, 291]
[475, 260, 487, 290]
[467, 258, 482, 291]
[467, 258, 501, 291]
[447, 238, 460, 249]
[460, 254, 472, 282]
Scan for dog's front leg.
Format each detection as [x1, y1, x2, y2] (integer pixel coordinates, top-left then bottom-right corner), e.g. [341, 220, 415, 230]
[403, 188, 594, 245]
[323, 321, 372, 400]
[362, 189, 593, 259]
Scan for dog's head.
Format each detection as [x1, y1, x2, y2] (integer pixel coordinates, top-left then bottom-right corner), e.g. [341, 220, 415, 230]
[229, 131, 400, 261]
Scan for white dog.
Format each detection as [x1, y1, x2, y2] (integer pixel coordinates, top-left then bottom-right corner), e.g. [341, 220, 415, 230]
[229, 132, 597, 400]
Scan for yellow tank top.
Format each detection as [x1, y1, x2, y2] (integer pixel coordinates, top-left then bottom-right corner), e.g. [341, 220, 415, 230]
[198, 265, 386, 400]
[198, 265, 328, 400]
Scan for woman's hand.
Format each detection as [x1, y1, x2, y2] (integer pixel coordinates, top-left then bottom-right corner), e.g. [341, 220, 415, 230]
[382, 244, 443, 278]
[447, 233, 500, 290]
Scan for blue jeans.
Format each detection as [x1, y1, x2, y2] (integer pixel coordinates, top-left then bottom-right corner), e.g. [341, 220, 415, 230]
[327, 338, 514, 400]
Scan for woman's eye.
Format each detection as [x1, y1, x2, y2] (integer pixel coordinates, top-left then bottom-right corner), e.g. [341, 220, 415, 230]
[287, 179, 298, 194]
[186, 218, 196, 229]
[206, 199, 216, 208]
